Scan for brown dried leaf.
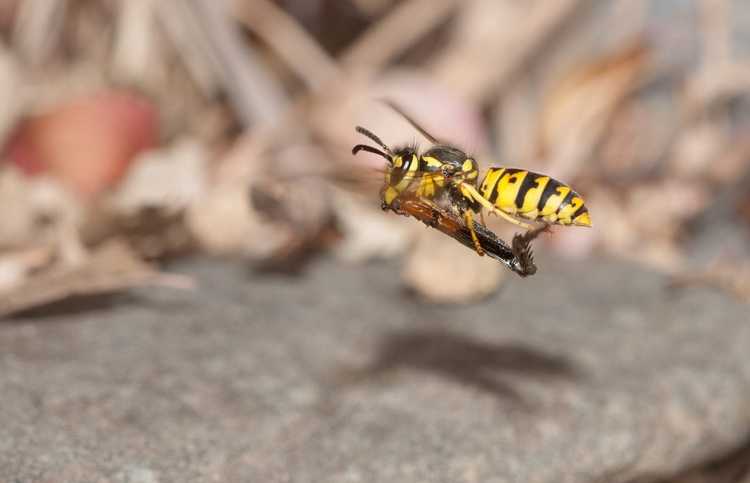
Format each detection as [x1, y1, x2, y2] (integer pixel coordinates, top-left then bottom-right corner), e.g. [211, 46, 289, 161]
[108, 137, 208, 213]
[0, 167, 83, 250]
[249, 178, 340, 273]
[187, 179, 287, 256]
[111, 0, 167, 90]
[0, 240, 183, 318]
[82, 207, 195, 261]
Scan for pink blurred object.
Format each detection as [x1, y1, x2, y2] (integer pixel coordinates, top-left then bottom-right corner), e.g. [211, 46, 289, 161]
[5, 91, 158, 198]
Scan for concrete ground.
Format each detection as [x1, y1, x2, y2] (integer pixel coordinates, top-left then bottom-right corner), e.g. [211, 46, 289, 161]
[1, 256, 749, 482]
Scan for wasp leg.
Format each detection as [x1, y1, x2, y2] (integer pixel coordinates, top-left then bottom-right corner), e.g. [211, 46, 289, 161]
[460, 183, 534, 230]
[463, 210, 485, 256]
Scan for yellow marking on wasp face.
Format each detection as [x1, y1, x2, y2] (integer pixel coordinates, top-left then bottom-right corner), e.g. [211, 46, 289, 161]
[422, 156, 443, 169]
[383, 186, 399, 205]
[495, 171, 528, 214]
[393, 156, 403, 168]
[557, 195, 584, 224]
[573, 211, 592, 227]
[519, 176, 549, 213]
[394, 154, 420, 192]
[462, 159, 474, 172]
[479, 168, 505, 197]
[540, 186, 570, 216]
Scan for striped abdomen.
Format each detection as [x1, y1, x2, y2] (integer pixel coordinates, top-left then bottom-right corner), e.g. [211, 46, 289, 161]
[478, 168, 591, 226]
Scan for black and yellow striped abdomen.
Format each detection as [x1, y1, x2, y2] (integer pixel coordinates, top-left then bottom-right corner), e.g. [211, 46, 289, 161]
[478, 168, 591, 226]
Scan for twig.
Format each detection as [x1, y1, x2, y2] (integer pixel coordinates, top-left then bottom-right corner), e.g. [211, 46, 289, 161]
[339, 0, 463, 74]
[699, 0, 732, 69]
[232, 0, 340, 90]
[430, 0, 591, 103]
[156, 0, 288, 127]
[12, 0, 68, 67]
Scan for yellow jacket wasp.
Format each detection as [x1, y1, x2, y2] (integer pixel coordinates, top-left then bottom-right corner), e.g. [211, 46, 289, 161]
[352, 101, 591, 256]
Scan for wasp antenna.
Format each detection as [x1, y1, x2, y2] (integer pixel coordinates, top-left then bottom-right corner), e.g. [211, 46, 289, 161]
[355, 126, 393, 155]
[352, 144, 391, 162]
[378, 98, 441, 145]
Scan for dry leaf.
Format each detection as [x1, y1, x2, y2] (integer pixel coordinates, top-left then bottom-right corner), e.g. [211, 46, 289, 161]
[108, 137, 208, 213]
[111, 0, 167, 90]
[81, 207, 195, 261]
[187, 178, 288, 256]
[249, 176, 340, 273]
[0, 240, 187, 318]
[0, 167, 83, 249]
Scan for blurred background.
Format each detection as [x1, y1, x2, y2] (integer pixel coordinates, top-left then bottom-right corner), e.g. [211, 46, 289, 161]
[1, 0, 749, 313]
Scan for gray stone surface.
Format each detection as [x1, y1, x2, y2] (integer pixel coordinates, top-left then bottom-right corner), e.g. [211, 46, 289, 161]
[1, 257, 749, 482]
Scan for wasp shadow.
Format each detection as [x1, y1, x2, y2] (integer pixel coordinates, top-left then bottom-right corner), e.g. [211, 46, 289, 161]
[331, 328, 581, 407]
